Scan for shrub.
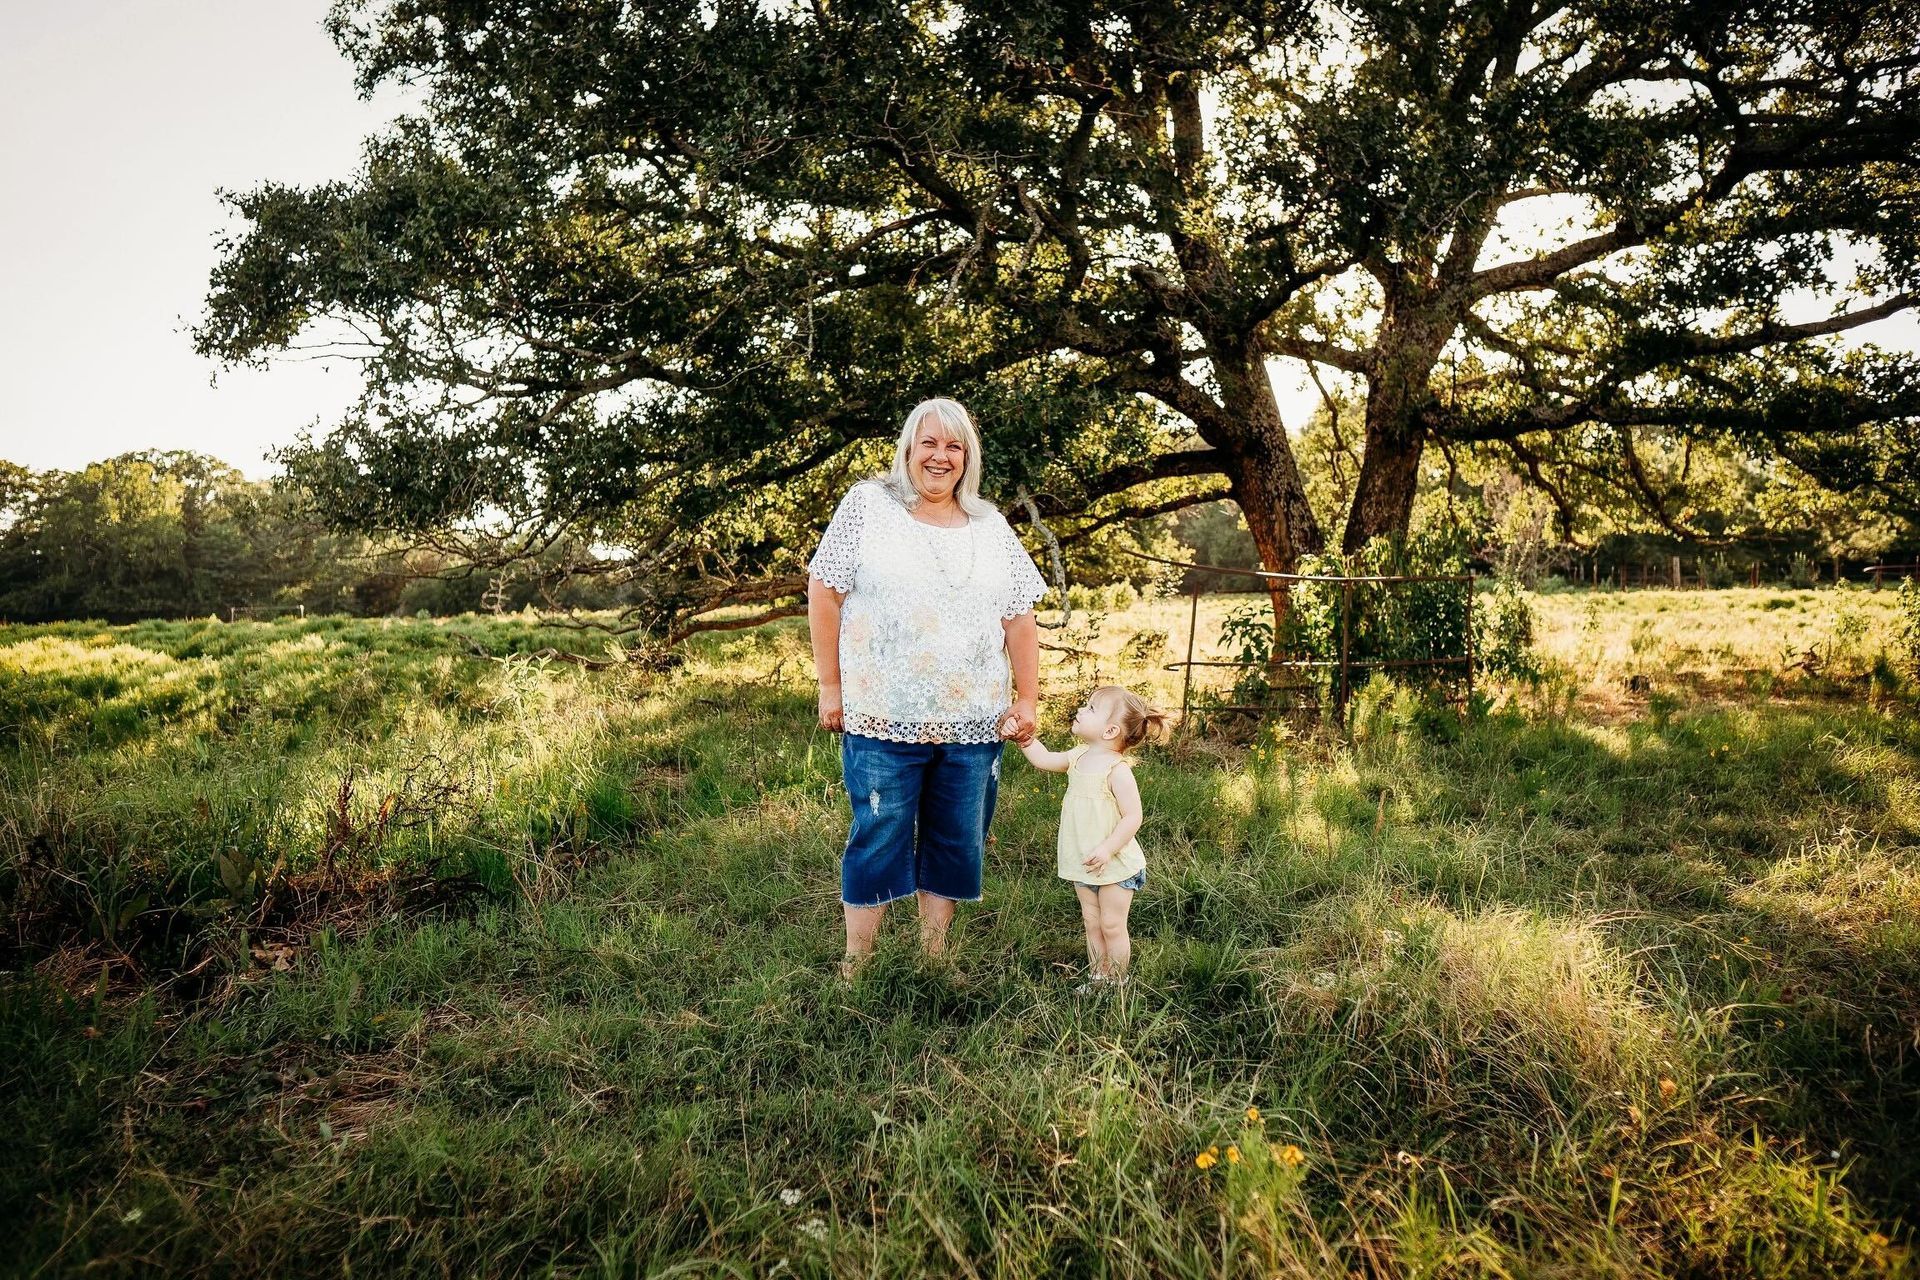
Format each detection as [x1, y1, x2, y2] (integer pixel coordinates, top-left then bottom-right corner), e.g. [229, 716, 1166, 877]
[1897, 578, 1920, 681]
[1476, 577, 1539, 682]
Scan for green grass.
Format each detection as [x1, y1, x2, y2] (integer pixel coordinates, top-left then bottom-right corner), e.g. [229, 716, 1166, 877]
[2, 596, 1916, 1277]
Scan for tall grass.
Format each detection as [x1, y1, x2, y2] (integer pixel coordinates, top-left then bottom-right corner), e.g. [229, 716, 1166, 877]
[2, 596, 1915, 1277]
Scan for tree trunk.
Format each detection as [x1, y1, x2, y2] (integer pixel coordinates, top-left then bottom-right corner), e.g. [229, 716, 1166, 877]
[1341, 312, 1452, 554]
[1209, 347, 1325, 657]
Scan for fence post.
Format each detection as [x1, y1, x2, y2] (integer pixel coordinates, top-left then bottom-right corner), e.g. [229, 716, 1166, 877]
[1338, 579, 1352, 722]
[1180, 588, 1198, 731]
[1465, 572, 1475, 716]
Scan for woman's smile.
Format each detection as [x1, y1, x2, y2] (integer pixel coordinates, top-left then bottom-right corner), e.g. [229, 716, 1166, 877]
[910, 431, 966, 498]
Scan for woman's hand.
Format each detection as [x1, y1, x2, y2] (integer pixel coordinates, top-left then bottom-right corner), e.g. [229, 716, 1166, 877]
[998, 697, 1037, 743]
[818, 685, 845, 733]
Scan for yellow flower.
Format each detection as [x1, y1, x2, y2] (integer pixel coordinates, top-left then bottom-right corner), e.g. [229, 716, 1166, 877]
[1275, 1143, 1305, 1168]
[1658, 1078, 1677, 1101]
[1225, 1145, 1242, 1165]
[1245, 1106, 1261, 1123]
[1194, 1150, 1218, 1170]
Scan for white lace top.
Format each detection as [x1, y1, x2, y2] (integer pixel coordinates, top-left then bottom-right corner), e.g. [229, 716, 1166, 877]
[807, 480, 1051, 743]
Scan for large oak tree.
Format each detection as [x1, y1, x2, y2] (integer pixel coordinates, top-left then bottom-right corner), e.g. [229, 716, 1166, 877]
[197, 0, 1920, 634]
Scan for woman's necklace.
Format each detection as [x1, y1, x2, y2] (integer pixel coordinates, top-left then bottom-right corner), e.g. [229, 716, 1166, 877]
[910, 498, 977, 589]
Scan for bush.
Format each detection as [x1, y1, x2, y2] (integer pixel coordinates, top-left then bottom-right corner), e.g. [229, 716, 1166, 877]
[1476, 577, 1539, 681]
[1897, 578, 1920, 681]
[1294, 528, 1475, 699]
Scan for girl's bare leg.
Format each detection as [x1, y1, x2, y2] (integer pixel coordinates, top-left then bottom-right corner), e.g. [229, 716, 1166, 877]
[1097, 887, 1135, 979]
[1074, 884, 1106, 975]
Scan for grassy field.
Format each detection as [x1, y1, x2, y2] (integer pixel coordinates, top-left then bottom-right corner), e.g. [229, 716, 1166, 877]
[3, 586, 1917, 1277]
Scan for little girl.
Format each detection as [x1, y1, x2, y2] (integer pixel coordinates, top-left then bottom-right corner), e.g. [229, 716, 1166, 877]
[1016, 684, 1168, 990]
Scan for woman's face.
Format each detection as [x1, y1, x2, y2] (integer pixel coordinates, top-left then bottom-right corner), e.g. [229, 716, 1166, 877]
[907, 419, 967, 503]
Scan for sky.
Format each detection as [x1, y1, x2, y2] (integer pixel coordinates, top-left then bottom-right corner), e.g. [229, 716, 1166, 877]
[1, 5, 1913, 483]
[0, 2, 411, 480]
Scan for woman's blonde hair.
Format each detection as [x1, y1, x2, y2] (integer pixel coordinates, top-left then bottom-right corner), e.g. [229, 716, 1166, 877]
[877, 397, 995, 518]
[1093, 685, 1171, 751]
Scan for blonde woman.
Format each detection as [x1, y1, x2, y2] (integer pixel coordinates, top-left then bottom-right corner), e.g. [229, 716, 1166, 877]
[807, 397, 1049, 974]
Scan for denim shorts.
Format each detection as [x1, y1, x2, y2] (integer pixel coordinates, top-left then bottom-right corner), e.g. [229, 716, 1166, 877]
[839, 733, 1002, 907]
[1071, 866, 1146, 892]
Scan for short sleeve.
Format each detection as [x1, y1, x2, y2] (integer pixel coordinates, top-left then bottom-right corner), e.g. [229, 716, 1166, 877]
[1000, 519, 1050, 619]
[807, 484, 867, 592]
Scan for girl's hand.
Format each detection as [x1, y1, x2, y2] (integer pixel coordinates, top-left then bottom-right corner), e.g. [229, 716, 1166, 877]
[1082, 849, 1112, 874]
[998, 697, 1037, 743]
[818, 686, 845, 732]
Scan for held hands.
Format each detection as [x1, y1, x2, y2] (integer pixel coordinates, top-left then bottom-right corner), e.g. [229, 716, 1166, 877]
[997, 697, 1038, 745]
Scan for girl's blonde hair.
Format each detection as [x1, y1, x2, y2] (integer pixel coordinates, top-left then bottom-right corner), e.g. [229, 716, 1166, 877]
[1093, 685, 1171, 751]
[876, 397, 995, 518]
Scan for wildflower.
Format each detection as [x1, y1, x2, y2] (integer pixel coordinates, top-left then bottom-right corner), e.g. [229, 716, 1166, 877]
[779, 1188, 803, 1207]
[1868, 1233, 1890, 1249]
[1195, 1149, 1219, 1170]
[1658, 1078, 1677, 1101]
[1246, 1106, 1261, 1124]
[1381, 928, 1404, 949]
[1276, 1144, 1305, 1168]
[1394, 1150, 1419, 1166]
[1311, 971, 1336, 990]
[799, 1217, 828, 1241]
[1226, 1145, 1242, 1165]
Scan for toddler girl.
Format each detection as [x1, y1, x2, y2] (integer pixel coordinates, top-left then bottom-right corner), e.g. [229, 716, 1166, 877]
[1016, 685, 1168, 990]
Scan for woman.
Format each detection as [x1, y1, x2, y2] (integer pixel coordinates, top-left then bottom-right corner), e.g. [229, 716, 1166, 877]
[807, 397, 1049, 974]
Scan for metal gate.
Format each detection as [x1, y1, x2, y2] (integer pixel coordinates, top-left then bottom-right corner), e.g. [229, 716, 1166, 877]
[1128, 552, 1476, 729]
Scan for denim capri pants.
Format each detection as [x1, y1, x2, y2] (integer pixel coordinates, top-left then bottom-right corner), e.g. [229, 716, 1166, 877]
[839, 732, 1001, 907]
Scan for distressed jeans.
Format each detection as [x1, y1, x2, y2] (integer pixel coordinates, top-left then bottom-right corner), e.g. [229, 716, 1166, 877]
[838, 733, 1001, 907]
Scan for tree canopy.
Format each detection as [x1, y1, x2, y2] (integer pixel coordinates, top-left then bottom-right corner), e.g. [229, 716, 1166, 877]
[195, 0, 1920, 635]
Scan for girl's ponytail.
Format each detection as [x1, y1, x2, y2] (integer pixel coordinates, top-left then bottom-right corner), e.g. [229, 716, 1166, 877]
[1096, 686, 1171, 750]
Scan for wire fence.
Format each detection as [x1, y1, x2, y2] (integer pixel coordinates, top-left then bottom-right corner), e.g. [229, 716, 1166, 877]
[1126, 552, 1476, 730]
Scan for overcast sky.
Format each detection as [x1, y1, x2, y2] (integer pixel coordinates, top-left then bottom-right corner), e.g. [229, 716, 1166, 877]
[2, 4, 1914, 483]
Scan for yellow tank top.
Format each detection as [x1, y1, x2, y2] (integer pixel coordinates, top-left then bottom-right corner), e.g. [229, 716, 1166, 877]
[1056, 744, 1146, 884]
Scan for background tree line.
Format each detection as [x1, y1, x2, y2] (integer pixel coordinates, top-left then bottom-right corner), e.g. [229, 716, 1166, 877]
[3, 424, 1910, 624]
[0, 452, 626, 624]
